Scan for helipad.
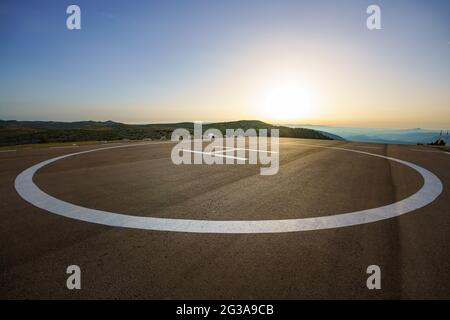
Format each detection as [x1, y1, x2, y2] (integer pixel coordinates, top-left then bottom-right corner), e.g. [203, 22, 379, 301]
[14, 142, 443, 234]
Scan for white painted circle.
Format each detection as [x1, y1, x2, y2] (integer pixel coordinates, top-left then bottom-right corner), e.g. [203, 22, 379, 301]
[14, 142, 443, 234]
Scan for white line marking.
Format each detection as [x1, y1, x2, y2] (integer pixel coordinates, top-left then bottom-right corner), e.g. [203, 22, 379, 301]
[0, 150, 16, 153]
[212, 146, 233, 150]
[211, 147, 235, 155]
[181, 149, 248, 161]
[14, 142, 443, 234]
[209, 147, 278, 156]
[212, 149, 233, 155]
[234, 148, 279, 154]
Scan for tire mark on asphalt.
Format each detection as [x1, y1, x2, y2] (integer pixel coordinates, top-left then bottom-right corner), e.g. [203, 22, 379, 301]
[384, 144, 403, 298]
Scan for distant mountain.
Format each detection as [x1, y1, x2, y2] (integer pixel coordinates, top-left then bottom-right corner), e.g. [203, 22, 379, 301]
[315, 130, 346, 141]
[0, 120, 340, 146]
[286, 124, 449, 145]
[0, 120, 121, 129]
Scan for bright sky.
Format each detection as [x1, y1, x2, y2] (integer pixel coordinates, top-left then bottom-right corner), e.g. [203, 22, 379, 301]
[0, 0, 449, 129]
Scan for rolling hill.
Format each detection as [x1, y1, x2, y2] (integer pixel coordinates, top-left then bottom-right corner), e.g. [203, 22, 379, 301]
[0, 120, 340, 147]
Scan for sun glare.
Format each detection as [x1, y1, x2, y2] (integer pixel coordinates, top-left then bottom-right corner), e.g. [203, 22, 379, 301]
[258, 82, 317, 122]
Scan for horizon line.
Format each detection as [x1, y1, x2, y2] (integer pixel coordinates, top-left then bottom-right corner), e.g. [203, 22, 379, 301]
[1, 118, 449, 131]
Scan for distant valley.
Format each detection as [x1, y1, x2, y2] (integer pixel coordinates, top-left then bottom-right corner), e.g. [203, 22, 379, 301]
[287, 125, 449, 145]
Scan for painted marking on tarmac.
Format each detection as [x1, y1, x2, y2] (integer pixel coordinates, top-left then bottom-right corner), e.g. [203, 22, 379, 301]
[210, 147, 278, 156]
[181, 149, 248, 161]
[212, 148, 239, 155]
[15, 141, 443, 234]
[234, 148, 279, 154]
[211, 146, 236, 155]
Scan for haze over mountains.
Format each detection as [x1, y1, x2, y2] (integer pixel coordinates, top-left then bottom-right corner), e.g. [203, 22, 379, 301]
[288, 125, 449, 145]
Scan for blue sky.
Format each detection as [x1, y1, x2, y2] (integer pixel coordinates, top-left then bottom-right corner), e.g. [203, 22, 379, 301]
[0, 0, 449, 128]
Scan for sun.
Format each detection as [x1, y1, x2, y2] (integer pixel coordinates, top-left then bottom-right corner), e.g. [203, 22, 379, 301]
[258, 81, 317, 122]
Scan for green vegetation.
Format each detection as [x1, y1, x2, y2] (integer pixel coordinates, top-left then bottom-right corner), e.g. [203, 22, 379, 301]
[0, 120, 337, 147]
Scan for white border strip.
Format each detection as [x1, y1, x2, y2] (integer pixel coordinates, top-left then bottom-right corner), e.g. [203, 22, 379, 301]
[14, 142, 443, 234]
